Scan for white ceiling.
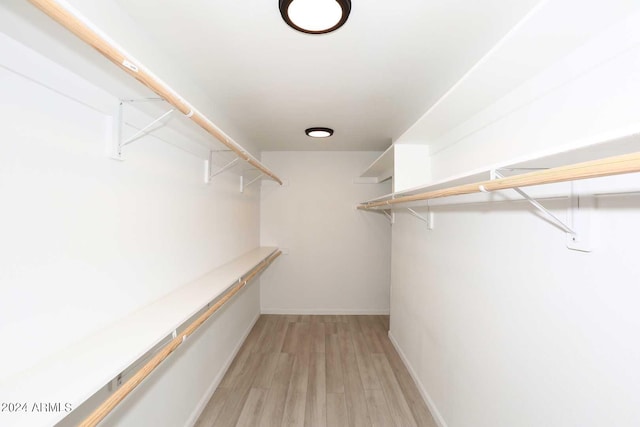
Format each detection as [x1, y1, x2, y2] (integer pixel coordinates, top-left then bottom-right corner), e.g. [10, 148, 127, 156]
[112, 0, 541, 152]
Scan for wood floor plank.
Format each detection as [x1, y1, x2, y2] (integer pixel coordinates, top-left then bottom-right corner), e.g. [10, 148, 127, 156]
[217, 316, 267, 388]
[232, 351, 265, 390]
[304, 352, 326, 427]
[378, 315, 390, 331]
[297, 323, 312, 355]
[336, 315, 349, 323]
[266, 315, 289, 353]
[196, 315, 436, 427]
[210, 388, 247, 426]
[371, 353, 417, 427]
[282, 322, 300, 354]
[289, 352, 310, 394]
[299, 315, 311, 323]
[377, 334, 438, 427]
[325, 322, 338, 336]
[218, 340, 258, 388]
[326, 393, 349, 427]
[352, 331, 381, 390]
[214, 352, 263, 426]
[321, 315, 337, 323]
[370, 315, 387, 332]
[310, 322, 326, 353]
[364, 389, 394, 427]
[347, 316, 362, 333]
[243, 316, 268, 351]
[337, 322, 355, 355]
[342, 351, 372, 427]
[253, 352, 280, 389]
[253, 315, 277, 353]
[260, 353, 295, 427]
[360, 318, 385, 354]
[235, 388, 267, 427]
[194, 388, 229, 427]
[325, 334, 344, 394]
[281, 392, 306, 427]
[283, 322, 311, 355]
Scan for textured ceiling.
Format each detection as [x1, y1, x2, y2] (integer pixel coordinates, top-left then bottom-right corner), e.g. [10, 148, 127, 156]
[114, 0, 541, 151]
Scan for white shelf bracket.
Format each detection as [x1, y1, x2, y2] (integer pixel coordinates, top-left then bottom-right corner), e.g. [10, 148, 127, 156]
[492, 169, 581, 244]
[566, 184, 595, 252]
[363, 208, 394, 224]
[204, 153, 240, 184]
[240, 173, 264, 193]
[407, 207, 434, 229]
[110, 100, 175, 160]
[383, 209, 395, 225]
[110, 101, 124, 161]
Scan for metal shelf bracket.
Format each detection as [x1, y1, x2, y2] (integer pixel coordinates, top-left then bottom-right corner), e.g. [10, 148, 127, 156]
[492, 169, 575, 234]
[383, 209, 395, 225]
[240, 172, 264, 193]
[407, 207, 434, 229]
[491, 169, 592, 251]
[204, 152, 240, 184]
[566, 185, 595, 252]
[359, 208, 395, 224]
[110, 99, 175, 160]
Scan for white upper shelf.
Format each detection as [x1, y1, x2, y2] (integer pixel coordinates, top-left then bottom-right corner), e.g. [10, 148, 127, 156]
[0, 247, 279, 427]
[359, 145, 394, 183]
[361, 128, 640, 207]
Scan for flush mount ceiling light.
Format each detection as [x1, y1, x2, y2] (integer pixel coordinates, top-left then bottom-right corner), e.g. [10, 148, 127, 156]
[305, 127, 334, 138]
[279, 0, 351, 34]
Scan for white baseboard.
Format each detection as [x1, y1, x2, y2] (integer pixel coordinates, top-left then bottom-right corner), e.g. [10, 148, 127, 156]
[260, 308, 390, 315]
[388, 331, 448, 427]
[184, 312, 260, 427]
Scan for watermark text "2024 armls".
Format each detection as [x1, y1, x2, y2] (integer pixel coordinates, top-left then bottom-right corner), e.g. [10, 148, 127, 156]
[1, 402, 72, 413]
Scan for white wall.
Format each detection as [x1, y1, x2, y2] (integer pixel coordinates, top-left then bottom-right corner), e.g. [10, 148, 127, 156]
[391, 196, 640, 427]
[260, 151, 391, 314]
[389, 4, 640, 427]
[424, 2, 640, 181]
[1, 0, 257, 149]
[0, 31, 261, 427]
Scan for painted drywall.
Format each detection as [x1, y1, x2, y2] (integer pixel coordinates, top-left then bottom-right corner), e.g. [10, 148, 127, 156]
[428, 3, 640, 181]
[391, 196, 640, 427]
[1, 0, 259, 155]
[0, 33, 262, 427]
[396, 0, 640, 153]
[260, 151, 391, 314]
[389, 4, 640, 427]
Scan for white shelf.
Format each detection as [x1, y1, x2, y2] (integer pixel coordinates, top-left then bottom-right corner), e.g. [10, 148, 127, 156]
[0, 247, 278, 427]
[358, 145, 394, 183]
[361, 128, 640, 208]
[1, 7, 281, 184]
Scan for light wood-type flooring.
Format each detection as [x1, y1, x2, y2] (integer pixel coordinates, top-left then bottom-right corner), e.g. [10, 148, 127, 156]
[195, 315, 437, 427]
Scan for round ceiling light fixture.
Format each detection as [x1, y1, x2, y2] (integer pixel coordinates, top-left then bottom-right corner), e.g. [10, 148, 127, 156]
[279, 0, 351, 34]
[305, 127, 334, 138]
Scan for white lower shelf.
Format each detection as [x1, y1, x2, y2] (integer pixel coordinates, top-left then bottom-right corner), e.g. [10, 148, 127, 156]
[0, 246, 278, 427]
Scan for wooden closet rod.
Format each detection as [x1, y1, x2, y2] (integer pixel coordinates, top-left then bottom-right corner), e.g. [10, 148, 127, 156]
[78, 250, 282, 427]
[28, 0, 283, 185]
[360, 151, 640, 209]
